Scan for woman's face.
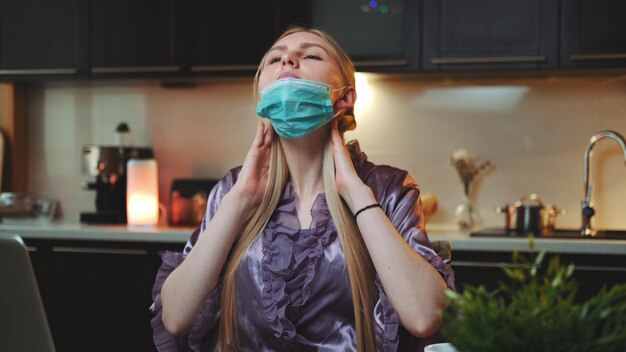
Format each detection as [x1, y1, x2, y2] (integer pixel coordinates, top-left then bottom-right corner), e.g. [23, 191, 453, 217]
[257, 31, 343, 94]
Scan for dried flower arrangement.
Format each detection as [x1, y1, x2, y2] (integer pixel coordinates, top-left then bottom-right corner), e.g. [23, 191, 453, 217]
[450, 148, 491, 197]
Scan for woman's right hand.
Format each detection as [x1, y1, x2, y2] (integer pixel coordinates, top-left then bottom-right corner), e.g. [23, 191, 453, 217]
[229, 121, 274, 212]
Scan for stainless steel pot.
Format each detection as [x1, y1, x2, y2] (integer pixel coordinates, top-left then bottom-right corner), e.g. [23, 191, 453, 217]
[496, 194, 565, 236]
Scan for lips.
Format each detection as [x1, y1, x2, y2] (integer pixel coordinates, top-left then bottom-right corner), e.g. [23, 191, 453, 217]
[278, 72, 299, 79]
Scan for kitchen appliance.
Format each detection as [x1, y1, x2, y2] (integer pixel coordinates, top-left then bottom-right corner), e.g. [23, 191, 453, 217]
[496, 194, 565, 236]
[80, 145, 153, 224]
[169, 179, 217, 227]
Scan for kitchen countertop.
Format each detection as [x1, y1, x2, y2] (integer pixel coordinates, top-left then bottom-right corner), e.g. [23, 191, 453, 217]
[1, 222, 625, 255]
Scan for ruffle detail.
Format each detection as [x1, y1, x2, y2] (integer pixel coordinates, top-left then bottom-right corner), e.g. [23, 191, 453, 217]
[261, 183, 338, 341]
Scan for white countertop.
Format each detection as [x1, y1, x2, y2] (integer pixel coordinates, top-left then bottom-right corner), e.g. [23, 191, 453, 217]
[1, 222, 625, 255]
[427, 225, 626, 255]
[0, 222, 192, 243]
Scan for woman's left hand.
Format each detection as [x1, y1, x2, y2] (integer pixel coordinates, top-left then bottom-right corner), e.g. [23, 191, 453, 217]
[330, 119, 371, 208]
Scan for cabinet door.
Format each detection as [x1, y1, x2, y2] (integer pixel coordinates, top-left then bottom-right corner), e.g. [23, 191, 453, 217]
[189, 0, 304, 74]
[422, 0, 559, 72]
[91, 0, 182, 76]
[0, 0, 87, 80]
[561, 0, 626, 68]
[309, 0, 417, 72]
[48, 245, 159, 352]
[188, 0, 273, 73]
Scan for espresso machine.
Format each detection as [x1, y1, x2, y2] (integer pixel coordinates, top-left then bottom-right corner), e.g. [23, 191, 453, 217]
[80, 124, 153, 224]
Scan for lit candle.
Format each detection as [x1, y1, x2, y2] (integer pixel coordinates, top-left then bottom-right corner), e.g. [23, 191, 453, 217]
[126, 158, 159, 226]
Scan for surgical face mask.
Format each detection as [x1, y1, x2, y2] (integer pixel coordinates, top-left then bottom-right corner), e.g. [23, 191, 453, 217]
[256, 78, 344, 139]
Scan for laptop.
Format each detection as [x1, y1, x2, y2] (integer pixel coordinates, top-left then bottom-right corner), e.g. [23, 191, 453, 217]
[0, 233, 56, 352]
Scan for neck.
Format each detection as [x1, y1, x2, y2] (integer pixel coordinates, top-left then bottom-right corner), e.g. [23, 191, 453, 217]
[280, 127, 329, 199]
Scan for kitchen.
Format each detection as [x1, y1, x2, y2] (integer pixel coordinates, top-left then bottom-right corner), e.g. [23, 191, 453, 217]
[1, 0, 626, 351]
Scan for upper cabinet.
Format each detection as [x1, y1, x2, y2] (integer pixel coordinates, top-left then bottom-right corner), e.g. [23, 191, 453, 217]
[2, 0, 626, 82]
[189, 0, 310, 74]
[422, 0, 559, 72]
[307, 0, 418, 72]
[189, 0, 416, 74]
[561, 0, 626, 68]
[0, 0, 88, 81]
[90, 0, 182, 77]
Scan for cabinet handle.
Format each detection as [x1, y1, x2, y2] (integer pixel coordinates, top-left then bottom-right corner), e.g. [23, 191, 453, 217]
[0, 68, 78, 75]
[452, 261, 523, 268]
[353, 59, 409, 68]
[52, 246, 148, 256]
[453, 261, 626, 272]
[431, 55, 546, 65]
[570, 53, 626, 61]
[573, 265, 626, 272]
[91, 66, 181, 74]
[191, 64, 259, 72]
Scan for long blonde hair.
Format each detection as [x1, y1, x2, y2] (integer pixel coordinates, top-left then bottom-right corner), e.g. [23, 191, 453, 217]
[217, 27, 377, 352]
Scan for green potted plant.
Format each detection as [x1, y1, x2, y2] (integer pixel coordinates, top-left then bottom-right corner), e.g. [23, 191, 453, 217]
[443, 246, 626, 351]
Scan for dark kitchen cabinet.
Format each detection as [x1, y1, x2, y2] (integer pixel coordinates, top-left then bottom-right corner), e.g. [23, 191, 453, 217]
[452, 250, 626, 302]
[91, 0, 183, 77]
[561, 0, 626, 68]
[189, 0, 311, 74]
[0, 0, 88, 81]
[25, 238, 184, 352]
[422, 0, 559, 72]
[307, 0, 419, 72]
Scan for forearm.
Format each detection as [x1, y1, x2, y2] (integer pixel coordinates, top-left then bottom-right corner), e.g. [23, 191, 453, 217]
[160, 192, 251, 335]
[345, 185, 448, 337]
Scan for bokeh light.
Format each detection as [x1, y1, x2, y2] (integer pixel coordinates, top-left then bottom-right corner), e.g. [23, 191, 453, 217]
[354, 73, 373, 117]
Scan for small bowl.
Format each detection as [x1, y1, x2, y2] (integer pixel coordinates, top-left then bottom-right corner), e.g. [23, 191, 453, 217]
[0, 193, 57, 224]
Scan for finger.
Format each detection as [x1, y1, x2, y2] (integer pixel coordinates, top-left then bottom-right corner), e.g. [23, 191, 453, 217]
[330, 118, 343, 147]
[252, 121, 265, 148]
[262, 122, 274, 148]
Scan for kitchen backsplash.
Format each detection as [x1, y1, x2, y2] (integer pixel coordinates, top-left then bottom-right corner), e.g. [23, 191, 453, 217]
[26, 73, 626, 230]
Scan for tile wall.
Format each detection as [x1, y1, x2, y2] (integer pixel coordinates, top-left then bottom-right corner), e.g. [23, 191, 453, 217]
[26, 72, 626, 231]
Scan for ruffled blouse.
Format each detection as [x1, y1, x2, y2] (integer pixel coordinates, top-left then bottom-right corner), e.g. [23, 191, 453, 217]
[150, 141, 456, 351]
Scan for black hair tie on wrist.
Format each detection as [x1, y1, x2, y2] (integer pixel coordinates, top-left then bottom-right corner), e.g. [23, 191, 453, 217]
[354, 203, 382, 220]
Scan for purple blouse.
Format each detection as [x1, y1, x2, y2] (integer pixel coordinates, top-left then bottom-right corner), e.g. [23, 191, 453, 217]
[150, 141, 456, 351]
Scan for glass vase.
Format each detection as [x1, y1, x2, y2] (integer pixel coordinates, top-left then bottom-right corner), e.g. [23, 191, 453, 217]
[455, 192, 481, 231]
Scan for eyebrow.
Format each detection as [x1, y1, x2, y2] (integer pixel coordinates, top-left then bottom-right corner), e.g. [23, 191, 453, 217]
[267, 42, 329, 55]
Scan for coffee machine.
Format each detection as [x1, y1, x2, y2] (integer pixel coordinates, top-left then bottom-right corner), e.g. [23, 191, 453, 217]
[80, 125, 153, 224]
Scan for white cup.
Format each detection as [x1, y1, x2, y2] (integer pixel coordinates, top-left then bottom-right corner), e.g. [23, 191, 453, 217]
[424, 342, 458, 352]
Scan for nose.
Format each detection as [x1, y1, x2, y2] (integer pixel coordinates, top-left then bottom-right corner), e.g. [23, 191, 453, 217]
[281, 53, 298, 68]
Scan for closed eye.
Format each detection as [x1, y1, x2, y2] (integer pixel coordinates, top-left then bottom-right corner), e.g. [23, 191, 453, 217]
[304, 54, 322, 60]
[267, 56, 281, 64]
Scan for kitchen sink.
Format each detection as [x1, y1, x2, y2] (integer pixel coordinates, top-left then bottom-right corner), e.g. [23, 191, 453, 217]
[471, 229, 626, 240]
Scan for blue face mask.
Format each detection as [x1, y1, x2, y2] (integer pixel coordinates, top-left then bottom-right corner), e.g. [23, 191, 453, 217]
[256, 78, 340, 139]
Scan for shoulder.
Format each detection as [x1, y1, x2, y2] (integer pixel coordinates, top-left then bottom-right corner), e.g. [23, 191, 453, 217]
[347, 140, 419, 198]
[210, 166, 242, 199]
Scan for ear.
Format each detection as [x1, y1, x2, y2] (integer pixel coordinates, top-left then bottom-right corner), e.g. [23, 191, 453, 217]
[334, 87, 357, 111]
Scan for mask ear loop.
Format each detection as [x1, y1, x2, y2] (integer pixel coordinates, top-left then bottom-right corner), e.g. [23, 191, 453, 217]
[330, 85, 348, 93]
[333, 109, 346, 119]
[330, 85, 349, 108]
[330, 85, 352, 117]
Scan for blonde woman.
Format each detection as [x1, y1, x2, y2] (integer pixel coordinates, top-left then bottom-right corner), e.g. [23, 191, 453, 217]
[151, 27, 455, 352]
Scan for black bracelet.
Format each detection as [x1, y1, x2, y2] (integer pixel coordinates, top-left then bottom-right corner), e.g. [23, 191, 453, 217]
[354, 203, 382, 220]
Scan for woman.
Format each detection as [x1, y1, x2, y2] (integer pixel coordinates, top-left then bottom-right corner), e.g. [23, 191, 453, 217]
[151, 27, 455, 352]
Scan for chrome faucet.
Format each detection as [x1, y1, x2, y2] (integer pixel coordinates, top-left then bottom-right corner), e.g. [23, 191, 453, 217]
[582, 130, 626, 236]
